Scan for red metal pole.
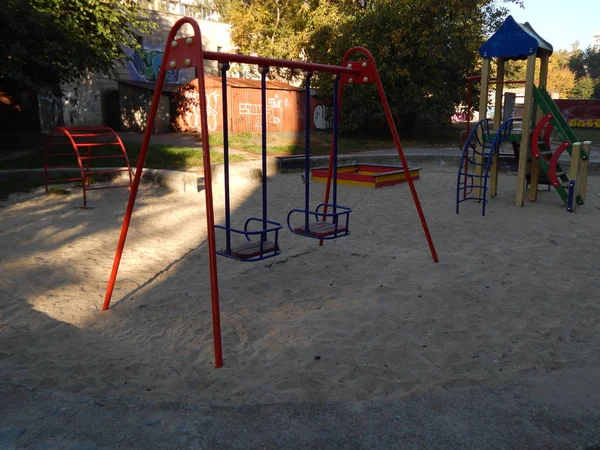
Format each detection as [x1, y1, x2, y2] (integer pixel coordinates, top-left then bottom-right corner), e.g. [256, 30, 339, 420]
[102, 69, 170, 310]
[319, 74, 346, 247]
[323, 47, 439, 263]
[102, 18, 224, 368]
[368, 52, 438, 263]
[55, 127, 88, 206]
[112, 130, 134, 187]
[193, 36, 224, 371]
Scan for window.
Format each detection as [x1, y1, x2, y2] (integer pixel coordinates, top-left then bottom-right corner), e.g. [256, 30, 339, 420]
[182, 4, 195, 16]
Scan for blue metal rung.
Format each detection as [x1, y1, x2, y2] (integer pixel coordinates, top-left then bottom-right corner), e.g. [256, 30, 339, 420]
[567, 180, 575, 212]
[456, 118, 521, 216]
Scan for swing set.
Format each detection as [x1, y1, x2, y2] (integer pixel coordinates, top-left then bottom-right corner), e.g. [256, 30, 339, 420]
[101, 17, 438, 368]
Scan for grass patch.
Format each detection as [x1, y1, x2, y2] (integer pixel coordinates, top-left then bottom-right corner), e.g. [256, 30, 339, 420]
[47, 187, 70, 196]
[1, 143, 247, 172]
[208, 125, 462, 157]
[124, 143, 247, 170]
[208, 132, 396, 156]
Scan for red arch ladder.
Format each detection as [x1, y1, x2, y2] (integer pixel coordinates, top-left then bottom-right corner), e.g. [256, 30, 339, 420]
[44, 126, 132, 206]
[102, 17, 439, 369]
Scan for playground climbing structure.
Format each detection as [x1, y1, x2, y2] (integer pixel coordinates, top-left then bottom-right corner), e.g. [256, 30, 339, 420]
[457, 15, 592, 214]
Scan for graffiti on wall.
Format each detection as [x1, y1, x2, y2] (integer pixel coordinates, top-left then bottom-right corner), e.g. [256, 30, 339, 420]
[38, 86, 102, 132]
[568, 118, 600, 128]
[239, 95, 283, 130]
[182, 90, 220, 132]
[38, 93, 64, 132]
[313, 104, 332, 130]
[125, 47, 180, 83]
[555, 99, 600, 129]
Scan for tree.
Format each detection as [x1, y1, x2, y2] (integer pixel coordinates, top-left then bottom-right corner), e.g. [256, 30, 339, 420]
[505, 51, 576, 99]
[569, 47, 600, 80]
[545, 52, 576, 98]
[220, 0, 521, 131]
[216, 0, 315, 80]
[569, 76, 595, 99]
[0, 0, 154, 95]
[594, 81, 600, 100]
[568, 46, 600, 99]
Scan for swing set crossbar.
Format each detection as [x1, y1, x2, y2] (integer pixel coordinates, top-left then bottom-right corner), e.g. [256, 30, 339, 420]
[202, 51, 361, 76]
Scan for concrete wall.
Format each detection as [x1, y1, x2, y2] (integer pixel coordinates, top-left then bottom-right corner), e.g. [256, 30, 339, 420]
[119, 83, 172, 133]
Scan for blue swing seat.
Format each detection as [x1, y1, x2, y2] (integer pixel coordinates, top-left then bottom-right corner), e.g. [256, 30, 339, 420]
[216, 217, 283, 261]
[287, 203, 352, 240]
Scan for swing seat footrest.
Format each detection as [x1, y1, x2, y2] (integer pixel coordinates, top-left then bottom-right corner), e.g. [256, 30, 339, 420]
[294, 222, 347, 237]
[225, 240, 278, 260]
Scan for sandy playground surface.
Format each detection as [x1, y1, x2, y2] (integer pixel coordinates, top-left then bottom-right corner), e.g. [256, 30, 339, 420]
[1, 164, 599, 406]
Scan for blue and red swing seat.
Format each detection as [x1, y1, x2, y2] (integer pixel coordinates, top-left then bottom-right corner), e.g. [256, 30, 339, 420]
[287, 203, 351, 239]
[216, 218, 282, 261]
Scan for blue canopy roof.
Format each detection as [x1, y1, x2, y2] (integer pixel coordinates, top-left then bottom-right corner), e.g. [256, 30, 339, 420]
[479, 15, 553, 60]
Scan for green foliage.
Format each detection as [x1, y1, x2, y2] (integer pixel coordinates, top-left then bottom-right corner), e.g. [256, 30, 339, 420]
[218, 0, 314, 80]
[0, 0, 155, 95]
[568, 47, 600, 99]
[221, 0, 520, 131]
[569, 47, 600, 80]
[506, 51, 576, 99]
[568, 76, 595, 99]
[594, 80, 600, 100]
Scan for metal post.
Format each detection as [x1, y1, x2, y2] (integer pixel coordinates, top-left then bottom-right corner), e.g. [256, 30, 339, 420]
[221, 62, 231, 253]
[304, 72, 313, 234]
[260, 65, 269, 242]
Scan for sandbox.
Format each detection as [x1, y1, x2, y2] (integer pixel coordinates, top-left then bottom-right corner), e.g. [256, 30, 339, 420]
[311, 164, 421, 188]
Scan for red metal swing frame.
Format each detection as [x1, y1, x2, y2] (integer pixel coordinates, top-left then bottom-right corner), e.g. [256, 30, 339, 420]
[44, 126, 132, 206]
[101, 17, 438, 369]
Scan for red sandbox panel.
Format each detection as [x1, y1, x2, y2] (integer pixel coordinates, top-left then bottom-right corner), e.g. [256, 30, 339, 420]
[311, 164, 420, 188]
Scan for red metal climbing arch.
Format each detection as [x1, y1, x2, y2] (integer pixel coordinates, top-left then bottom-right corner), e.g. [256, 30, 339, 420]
[44, 126, 132, 206]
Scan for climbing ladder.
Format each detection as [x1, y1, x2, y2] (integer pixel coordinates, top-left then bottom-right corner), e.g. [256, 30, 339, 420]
[456, 117, 520, 215]
[533, 86, 579, 144]
[44, 126, 132, 206]
[531, 86, 588, 207]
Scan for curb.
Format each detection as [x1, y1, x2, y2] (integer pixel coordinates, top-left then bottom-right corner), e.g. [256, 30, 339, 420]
[0, 168, 203, 195]
[275, 153, 464, 171]
[3, 154, 600, 195]
[275, 152, 600, 174]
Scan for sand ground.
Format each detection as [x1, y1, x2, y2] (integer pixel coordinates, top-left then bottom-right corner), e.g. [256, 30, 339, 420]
[1, 164, 600, 447]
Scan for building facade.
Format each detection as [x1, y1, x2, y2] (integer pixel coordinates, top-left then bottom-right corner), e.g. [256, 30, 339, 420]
[39, 2, 233, 132]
